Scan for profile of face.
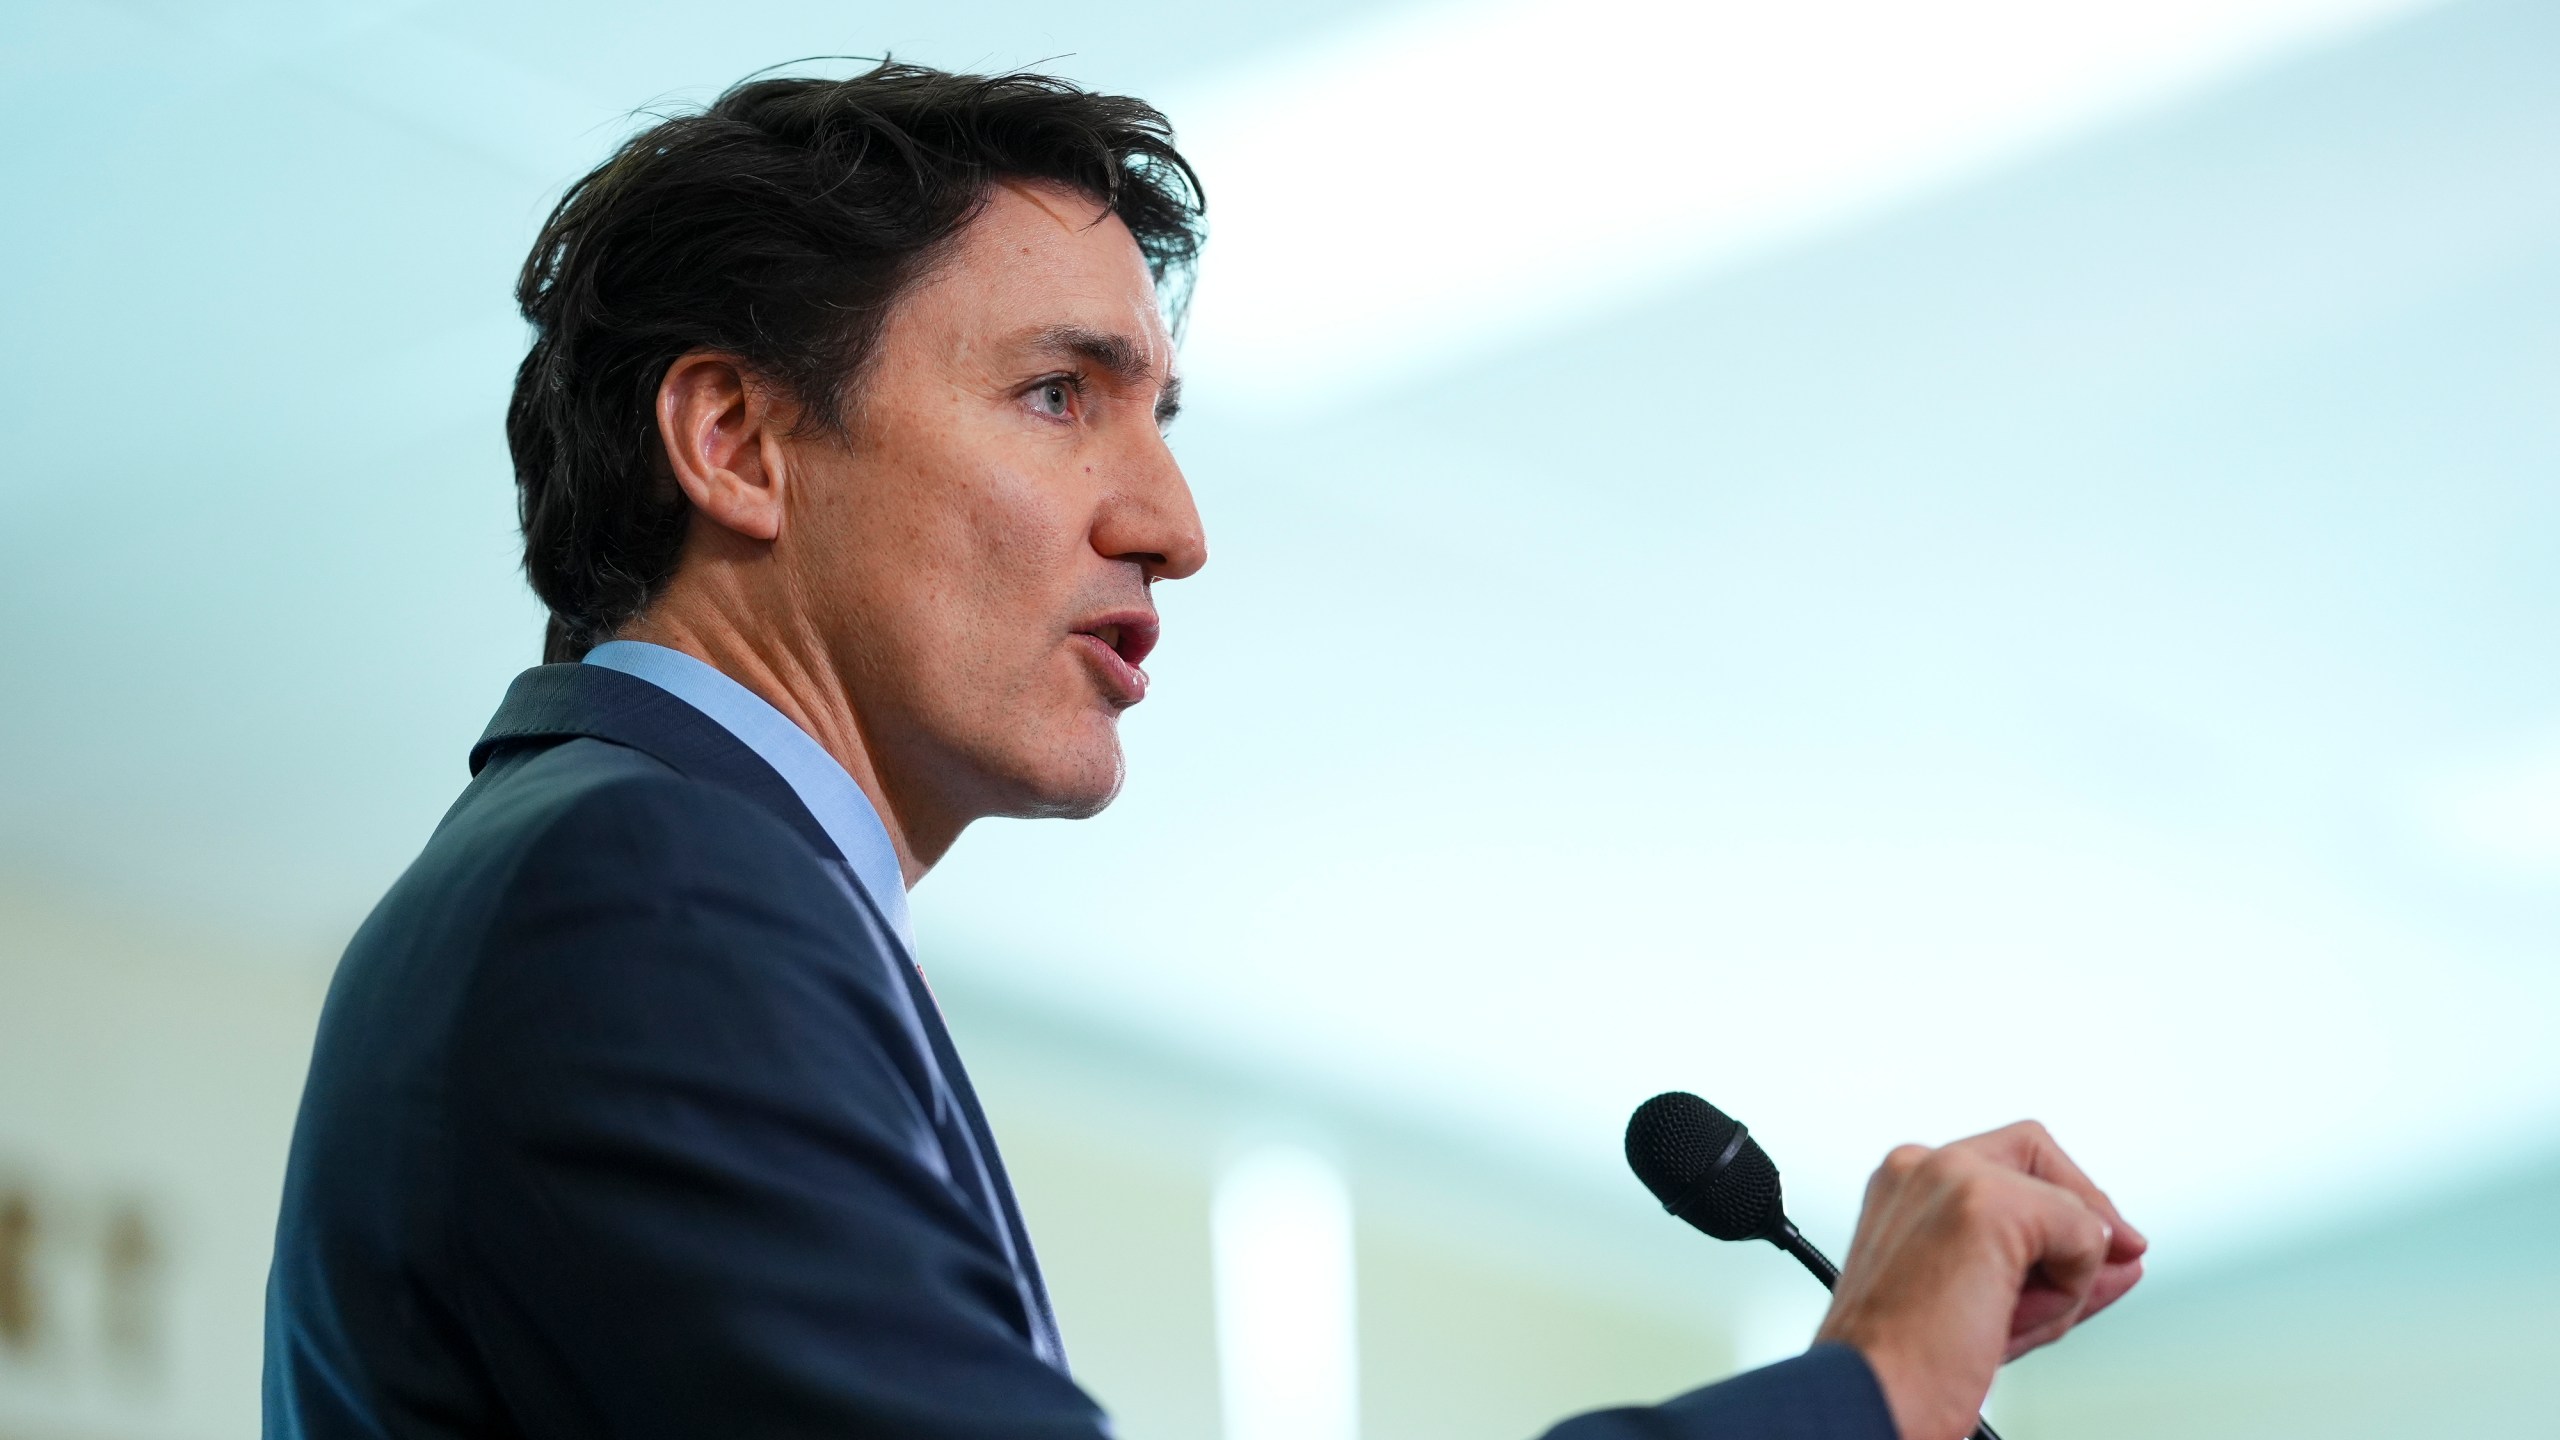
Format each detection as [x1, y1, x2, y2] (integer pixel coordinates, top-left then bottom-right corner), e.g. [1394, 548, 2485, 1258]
[646, 179, 1205, 860]
[807, 180, 1206, 825]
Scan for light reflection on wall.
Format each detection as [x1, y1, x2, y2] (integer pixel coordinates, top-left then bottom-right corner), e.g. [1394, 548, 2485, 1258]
[1212, 1145, 1361, 1440]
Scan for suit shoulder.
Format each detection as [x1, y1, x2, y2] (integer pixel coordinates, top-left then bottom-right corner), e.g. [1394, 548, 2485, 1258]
[456, 737, 770, 849]
[513, 744, 817, 869]
[418, 739, 833, 905]
[328, 740, 858, 1045]
[445, 755, 931, 1146]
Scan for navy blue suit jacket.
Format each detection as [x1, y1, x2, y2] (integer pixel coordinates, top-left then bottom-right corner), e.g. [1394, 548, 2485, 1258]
[265, 663, 1896, 1439]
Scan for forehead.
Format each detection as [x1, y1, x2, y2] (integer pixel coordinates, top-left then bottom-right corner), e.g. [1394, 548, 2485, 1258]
[900, 179, 1172, 362]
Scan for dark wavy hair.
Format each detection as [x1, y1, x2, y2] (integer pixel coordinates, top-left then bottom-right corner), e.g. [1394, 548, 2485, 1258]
[507, 63, 1206, 662]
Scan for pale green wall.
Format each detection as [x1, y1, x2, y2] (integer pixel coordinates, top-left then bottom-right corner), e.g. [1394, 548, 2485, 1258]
[1354, 1211, 1732, 1440]
[954, 978, 1747, 1440]
[0, 886, 327, 1440]
[7, 881, 2560, 1440]
[1998, 1153, 2560, 1438]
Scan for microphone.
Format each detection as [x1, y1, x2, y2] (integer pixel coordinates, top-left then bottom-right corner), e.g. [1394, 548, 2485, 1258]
[1624, 1091, 2004, 1440]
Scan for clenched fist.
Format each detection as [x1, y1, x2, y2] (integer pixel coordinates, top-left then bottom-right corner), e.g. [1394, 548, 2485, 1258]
[1814, 1122, 2146, 1440]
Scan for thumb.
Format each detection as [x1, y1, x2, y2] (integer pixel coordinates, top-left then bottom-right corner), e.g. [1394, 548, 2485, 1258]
[2004, 1180, 2111, 1357]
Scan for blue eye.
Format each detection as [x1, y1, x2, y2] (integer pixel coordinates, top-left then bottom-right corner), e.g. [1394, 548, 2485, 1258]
[1032, 381, 1072, 417]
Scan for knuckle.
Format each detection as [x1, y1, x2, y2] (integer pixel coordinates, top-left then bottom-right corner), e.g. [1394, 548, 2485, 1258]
[1952, 1173, 2002, 1220]
[1880, 1144, 1931, 1179]
[2075, 1202, 2113, 1248]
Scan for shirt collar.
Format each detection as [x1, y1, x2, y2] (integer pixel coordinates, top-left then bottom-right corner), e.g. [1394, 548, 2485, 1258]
[582, 640, 913, 953]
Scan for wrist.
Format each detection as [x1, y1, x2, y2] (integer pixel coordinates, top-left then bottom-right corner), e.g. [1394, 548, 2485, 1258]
[1819, 1331, 1940, 1440]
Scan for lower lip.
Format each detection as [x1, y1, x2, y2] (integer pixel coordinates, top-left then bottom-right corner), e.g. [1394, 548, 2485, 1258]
[1072, 633, 1149, 706]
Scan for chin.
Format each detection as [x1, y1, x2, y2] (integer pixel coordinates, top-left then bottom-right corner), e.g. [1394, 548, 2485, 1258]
[1008, 770, 1122, 821]
[991, 721, 1126, 820]
[1030, 788, 1117, 821]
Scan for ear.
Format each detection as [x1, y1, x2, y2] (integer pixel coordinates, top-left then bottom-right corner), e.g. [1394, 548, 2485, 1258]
[655, 352, 790, 543]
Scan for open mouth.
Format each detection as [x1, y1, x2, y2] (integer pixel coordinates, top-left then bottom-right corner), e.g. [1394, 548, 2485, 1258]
[1072, 613, 1160, 704]
[1080, 619, 1158, 669]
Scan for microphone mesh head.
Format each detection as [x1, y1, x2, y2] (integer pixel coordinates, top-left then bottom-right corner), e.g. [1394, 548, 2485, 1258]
[1623, 1091, 1785, 1242]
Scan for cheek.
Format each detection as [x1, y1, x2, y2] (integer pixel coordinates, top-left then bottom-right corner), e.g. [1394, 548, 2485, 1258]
[929, 472, 1092, 689]
[807, 409, 1100, 731]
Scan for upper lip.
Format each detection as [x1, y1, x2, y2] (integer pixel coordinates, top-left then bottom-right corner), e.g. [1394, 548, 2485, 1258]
[1075, 610, 1160, 669]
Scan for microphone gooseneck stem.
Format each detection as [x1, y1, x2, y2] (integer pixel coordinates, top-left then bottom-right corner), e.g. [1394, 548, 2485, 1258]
[1766, 1218, 2003, 1440]
[1769, 1219, 1841, 1289]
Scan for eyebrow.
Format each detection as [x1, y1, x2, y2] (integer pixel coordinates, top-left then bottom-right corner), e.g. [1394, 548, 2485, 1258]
[1024, 323, 1183, 424]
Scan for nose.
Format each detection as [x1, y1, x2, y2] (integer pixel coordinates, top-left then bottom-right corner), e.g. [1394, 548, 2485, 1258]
[1097, 427, 1208, 582]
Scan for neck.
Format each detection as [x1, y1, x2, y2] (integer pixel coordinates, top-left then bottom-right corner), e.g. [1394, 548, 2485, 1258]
[617, 602, 951, 887]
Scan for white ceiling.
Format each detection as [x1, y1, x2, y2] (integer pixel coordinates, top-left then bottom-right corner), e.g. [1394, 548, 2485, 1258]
[1170, 0, 2447, 404]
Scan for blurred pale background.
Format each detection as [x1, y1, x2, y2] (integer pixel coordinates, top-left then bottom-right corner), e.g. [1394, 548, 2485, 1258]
[3, 0, 2557, 1436]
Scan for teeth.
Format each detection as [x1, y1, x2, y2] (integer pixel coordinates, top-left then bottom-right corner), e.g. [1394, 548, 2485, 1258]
[1095, 624, 1120, 651]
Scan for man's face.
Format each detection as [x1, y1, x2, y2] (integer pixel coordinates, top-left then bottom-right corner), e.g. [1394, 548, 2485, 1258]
[781, 181, 1204, 829]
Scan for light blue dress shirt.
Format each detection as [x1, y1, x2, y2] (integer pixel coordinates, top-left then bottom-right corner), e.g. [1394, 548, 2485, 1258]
[583, 640, 913, 953]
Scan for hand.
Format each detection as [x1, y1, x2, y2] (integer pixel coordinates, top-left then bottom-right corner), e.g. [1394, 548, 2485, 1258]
[1811, 1122, 2146, 1440]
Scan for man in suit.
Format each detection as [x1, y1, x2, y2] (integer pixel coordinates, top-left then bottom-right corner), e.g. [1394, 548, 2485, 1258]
[266, 63, 2144, 1440]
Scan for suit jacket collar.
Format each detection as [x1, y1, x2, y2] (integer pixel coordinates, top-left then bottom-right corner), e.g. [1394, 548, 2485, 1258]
[471, 663, 845, 865]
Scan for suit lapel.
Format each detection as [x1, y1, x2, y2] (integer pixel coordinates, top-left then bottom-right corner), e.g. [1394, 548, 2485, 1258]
[878, 929, 1071, 1372]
